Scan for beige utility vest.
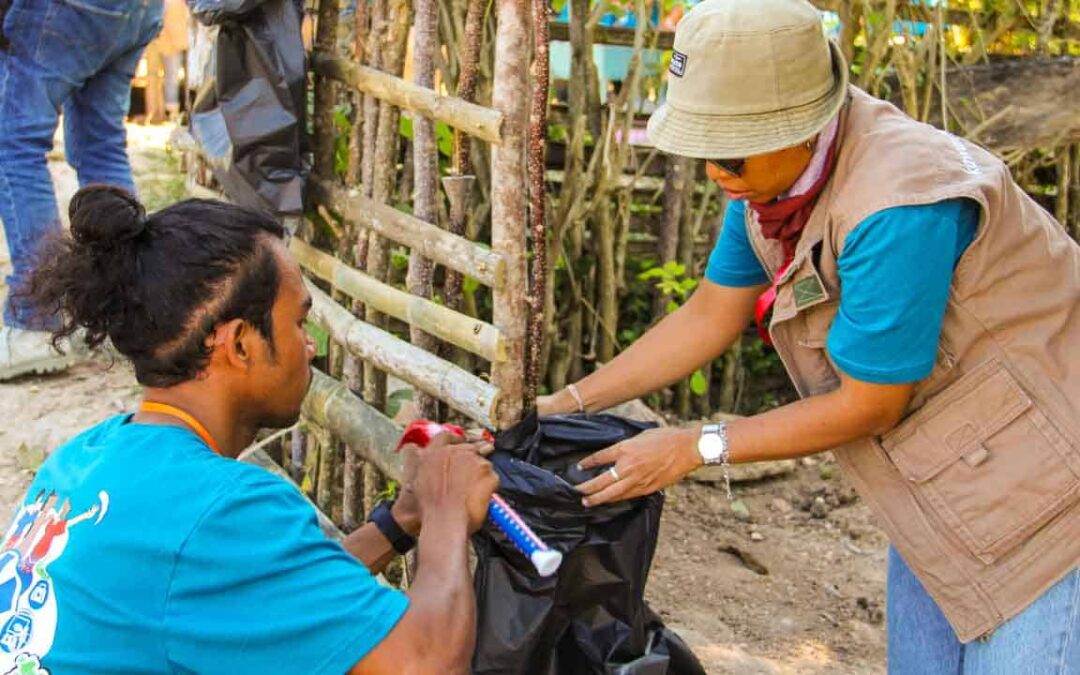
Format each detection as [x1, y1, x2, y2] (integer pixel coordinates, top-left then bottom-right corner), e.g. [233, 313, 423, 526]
[745, 87, 1080, 641]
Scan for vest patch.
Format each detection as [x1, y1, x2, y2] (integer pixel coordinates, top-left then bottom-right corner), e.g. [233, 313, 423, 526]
[670, 51, 687, 77]
[793, 276, 825, 308]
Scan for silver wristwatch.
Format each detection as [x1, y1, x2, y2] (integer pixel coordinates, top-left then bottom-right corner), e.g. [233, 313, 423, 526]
[697, 423, 729, 465]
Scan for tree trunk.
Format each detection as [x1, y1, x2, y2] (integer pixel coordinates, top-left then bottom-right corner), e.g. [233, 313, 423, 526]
[313, 0, 340, 181]
[524, 0, 550, 407]
[407, 0, 440, 419]
[654, 155, 686, 317]
[444, 0, 484, 315]
[363, 0, 411, 411]
[489, 0, 531, 425]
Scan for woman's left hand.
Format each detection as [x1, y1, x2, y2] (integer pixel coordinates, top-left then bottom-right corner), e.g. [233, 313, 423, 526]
[575, 426, 702, 507]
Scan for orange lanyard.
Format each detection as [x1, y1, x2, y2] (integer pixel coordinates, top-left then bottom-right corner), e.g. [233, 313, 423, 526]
[138, 402, 222, 456]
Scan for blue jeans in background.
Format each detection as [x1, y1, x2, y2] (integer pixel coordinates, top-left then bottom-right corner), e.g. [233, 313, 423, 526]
[887, 546, 1080, 674]
[0, 0, 162, 329]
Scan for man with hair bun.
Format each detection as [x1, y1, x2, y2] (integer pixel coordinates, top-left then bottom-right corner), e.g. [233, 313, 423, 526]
[0, 186, 498, 673]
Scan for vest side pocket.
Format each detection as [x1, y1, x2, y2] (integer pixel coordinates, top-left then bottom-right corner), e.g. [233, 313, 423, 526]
[880, 359, 1080, 565]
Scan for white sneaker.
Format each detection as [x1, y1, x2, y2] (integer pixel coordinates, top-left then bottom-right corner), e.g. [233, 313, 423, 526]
[0, 327, 80, 382]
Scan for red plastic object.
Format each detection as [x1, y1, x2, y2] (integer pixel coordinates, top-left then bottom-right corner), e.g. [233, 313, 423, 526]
[396, 420, 467, 450]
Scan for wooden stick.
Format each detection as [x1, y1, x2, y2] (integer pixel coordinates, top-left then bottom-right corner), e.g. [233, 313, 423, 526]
[408, 0, 441, 419]
[362, 0, 409, 413]
[311, 178, 504, 288]
[303, 369, 404, 481]
[313, 0, 340, 180]
[308, 283, 503, 426]
[489, 0, 530, 427]
[524, 0, 551, 408]
[291, 237, 507, 362]
[311, 51, 504, 145]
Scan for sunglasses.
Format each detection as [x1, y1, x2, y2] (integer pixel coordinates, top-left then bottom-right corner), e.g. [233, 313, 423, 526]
[706, 158, 747, 176]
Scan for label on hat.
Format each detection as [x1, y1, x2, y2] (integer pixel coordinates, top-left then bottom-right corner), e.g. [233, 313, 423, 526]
[670, 50, 687, 77]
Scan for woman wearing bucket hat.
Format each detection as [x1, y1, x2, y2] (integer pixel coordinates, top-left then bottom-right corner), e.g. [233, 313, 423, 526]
[539, 0, 1080, 671]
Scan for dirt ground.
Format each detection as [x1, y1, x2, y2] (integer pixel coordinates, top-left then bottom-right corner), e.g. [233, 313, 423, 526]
[0, 125, 890, 673]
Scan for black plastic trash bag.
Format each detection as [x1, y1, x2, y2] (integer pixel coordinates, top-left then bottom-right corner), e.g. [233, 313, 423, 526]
[472, 412, 706, 675]
[188, 0, 307, 217]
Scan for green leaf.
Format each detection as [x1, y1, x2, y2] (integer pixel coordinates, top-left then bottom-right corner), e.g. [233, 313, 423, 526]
[390, 247, 410, 270]
[463, 276, 480, 294]
[690, 369, 708, 396]
[305, 321, 329, 358]
[435, 122, 455, 158]
[665, 300, 680, 314]
[386, 388, 414, 418]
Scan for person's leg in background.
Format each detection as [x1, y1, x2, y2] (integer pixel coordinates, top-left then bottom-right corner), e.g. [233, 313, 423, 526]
[1, 0, 161, 379]
[142, 41, 166, 125]
[163, 51, 181, 121]
[887, 546, 964, 675]
[0, 8, 82, 379]
[65, 3, 161, 195]
[962, 567, 1080, 675]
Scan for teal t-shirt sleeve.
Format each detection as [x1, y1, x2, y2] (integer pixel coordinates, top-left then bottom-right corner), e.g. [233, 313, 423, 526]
[164, 466, 409, 674]
[704, 200, 771, 287]
[826, 198, 980, 384]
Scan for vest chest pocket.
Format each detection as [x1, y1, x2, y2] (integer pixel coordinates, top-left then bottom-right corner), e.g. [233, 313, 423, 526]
[881, 359, 1080, 564]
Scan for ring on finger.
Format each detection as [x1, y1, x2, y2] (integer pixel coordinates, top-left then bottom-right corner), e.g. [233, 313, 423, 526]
[608, 466, 620, 482]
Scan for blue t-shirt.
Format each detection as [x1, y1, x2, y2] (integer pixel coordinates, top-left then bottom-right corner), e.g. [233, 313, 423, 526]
[0, 416, 408, 674]
[705, 198, 980, 384]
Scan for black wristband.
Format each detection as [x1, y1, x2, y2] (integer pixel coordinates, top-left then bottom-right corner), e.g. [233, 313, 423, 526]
[368, 501, 416, 555]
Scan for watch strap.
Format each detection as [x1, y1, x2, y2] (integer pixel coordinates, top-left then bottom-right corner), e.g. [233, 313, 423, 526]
[368, 501, 416, 555]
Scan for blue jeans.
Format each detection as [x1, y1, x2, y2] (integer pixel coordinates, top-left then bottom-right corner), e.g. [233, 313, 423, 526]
[0, 0, 162, 329]
[888, 546, 1080, 674]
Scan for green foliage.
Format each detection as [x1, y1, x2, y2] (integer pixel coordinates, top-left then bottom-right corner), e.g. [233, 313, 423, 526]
[390, 247, 410, 271]
[689, 369, 708, 396]
[638, 260, 698, 313]
[400, 115, 455, 159]
[376, 480, 400, 503]
[386, 388, 414, 418]
[333, 103, 352, 179]
[305, 321, 329, 358]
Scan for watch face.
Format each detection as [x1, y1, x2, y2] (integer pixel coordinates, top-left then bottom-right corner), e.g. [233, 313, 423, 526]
[698, 433, 725, 461]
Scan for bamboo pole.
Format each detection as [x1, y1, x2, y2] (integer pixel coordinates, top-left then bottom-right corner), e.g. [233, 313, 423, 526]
[303, 369, 404, 481]
[489, 0, 530, 427]
[312, 179, 504, 288]
[408, 0, 441, 419]
[311, 52, 505, 145]
[291, 238, 507, 362]
[524, 0, 550, 407]
[308, 283, 503, 426]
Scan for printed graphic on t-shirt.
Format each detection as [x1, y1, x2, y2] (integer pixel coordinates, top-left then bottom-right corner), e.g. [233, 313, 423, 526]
[0, 491, 110, 673]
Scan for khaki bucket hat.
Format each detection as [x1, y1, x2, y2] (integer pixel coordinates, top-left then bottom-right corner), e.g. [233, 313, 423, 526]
[646, 0, 849, 159]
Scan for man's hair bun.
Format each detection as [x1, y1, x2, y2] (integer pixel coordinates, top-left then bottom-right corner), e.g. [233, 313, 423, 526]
[69, 185, 148, 246]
